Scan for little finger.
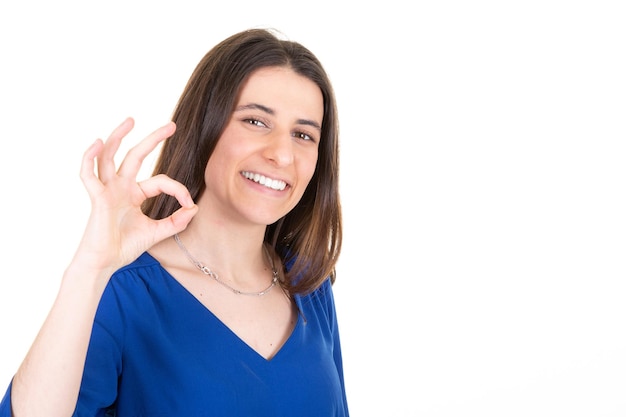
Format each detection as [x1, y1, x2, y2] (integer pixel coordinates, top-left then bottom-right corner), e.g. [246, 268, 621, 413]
[80, 138, 106, 200]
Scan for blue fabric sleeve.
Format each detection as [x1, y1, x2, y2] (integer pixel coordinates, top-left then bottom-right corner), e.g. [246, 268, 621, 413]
[0, 380, 12, 417]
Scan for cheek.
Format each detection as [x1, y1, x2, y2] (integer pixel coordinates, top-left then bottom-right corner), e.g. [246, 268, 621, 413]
[304, 163, 318, 186]
[204, 137, 241, 178]
[291, 161, 318, 203]
[299, 151, 319, 185]
[203, 157, 221, 182]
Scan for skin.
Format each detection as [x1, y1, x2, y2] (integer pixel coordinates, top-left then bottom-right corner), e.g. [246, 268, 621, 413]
[200, 66, 322, 228]
[149, 66, 323, 360]
[10, 66, 323, 416]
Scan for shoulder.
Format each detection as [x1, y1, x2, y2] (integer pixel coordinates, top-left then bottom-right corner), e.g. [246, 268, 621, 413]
[300, 277, 334, 302]
[97, 252, 169, 317]
[108, 252, 165, 290]
[114, 251, 162, 276]
[94, 252, 173, 336]
[296, 277, 337, 318]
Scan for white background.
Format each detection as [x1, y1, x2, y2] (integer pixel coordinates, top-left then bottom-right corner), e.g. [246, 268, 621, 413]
[1, 1, 625, 416]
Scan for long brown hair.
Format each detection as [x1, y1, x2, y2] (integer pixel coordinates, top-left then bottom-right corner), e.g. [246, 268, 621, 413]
[142, 28, 342, 295]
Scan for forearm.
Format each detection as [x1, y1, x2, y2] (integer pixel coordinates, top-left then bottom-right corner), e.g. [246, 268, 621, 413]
[10, 263, 113, 417]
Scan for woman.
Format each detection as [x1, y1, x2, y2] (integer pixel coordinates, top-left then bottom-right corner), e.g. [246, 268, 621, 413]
[1, 28, 348, 416]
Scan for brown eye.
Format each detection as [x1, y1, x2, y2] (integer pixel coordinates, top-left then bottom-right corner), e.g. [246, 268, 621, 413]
[293, 131, 315, 143]
[244, 118, 267, 128]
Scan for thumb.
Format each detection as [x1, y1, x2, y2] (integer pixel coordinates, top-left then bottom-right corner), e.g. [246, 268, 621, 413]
[152, 204, 199, 243]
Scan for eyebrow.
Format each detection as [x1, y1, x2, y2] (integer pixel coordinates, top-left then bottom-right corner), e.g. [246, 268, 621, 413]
[235, 103, 322, 132]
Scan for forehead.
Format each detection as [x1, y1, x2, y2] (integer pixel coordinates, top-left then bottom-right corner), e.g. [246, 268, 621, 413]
[237, 66, 324, 123]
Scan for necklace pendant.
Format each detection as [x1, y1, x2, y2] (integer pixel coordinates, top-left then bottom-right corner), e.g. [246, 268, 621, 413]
[198, 265, 212, 276]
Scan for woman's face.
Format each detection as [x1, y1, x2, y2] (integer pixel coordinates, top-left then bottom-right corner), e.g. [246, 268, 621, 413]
[200, 66, 323, 227]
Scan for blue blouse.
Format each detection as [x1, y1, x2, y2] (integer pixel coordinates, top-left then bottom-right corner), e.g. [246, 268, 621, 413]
[1, 252, 349, 416]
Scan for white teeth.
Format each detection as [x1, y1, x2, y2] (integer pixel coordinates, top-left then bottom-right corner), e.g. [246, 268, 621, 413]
[242, 171, 287, 191]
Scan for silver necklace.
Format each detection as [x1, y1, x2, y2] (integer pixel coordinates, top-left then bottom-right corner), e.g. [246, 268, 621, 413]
[173, 233, 279, 296]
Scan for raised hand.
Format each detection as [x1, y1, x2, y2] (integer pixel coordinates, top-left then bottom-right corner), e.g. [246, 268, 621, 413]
[11, 118, 198, 417]
[10, 118, 199, 416]
[73, 117, 198, 278]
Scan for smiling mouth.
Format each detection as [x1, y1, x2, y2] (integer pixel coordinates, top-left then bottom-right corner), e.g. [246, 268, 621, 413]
[241, 171, 287, 191]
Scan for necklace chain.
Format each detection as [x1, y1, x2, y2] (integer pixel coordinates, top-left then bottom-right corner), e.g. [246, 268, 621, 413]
[173, 233, 279, 296]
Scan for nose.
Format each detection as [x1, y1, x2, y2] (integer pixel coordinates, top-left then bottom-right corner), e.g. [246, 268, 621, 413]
[263, 130, 294, 167]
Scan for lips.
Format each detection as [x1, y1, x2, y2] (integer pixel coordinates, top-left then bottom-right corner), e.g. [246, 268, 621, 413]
[241, 171, 287, 191]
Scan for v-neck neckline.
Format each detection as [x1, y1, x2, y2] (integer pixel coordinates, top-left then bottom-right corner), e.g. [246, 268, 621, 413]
[144, 252, 303, 363]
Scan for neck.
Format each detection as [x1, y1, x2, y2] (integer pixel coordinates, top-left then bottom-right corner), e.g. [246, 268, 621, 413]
[173, 233, 279, 296]
[173, 219, 272, 287]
